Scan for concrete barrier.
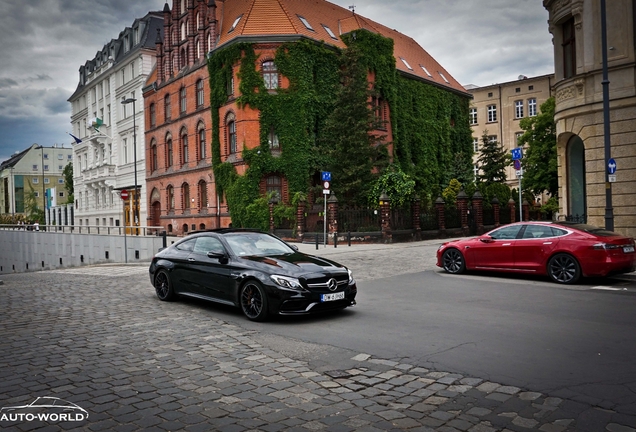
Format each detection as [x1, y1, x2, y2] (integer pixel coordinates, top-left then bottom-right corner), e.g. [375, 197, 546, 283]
[0, 227, 165, 274]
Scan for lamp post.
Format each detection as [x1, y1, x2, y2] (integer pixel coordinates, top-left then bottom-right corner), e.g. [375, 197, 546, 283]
[601, 0, 613, 231]
[35, 145, 46, 220]
[121, 97, 138, 235]
[10, 165, 15, 217]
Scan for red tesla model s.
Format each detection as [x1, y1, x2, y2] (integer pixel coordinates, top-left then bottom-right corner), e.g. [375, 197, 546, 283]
[436, 221, 635, 284]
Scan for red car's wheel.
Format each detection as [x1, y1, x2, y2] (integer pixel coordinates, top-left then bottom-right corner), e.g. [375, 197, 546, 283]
[442, 248, 466, 274]
[547, 253, 581, 284]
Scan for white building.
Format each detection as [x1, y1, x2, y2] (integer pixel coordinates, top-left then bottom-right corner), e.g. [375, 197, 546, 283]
[68, 12, 163, 229]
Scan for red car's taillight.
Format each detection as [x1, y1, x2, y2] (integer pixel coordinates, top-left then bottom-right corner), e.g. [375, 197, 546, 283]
[592, 243, 619, 250]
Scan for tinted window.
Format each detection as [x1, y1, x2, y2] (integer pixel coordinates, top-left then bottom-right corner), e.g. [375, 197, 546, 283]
[194, 236, 225, 254]
[522, 225, 555, 239]
[555, 222, 619, 237]
[225, 233, 294, 257]
[176, 238, 196, 252]
[550, 227, 568, 237]
[489, 225, 522, 240]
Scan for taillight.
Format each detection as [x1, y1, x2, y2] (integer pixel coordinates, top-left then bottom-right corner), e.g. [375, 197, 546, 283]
[592, 243, 619, 250]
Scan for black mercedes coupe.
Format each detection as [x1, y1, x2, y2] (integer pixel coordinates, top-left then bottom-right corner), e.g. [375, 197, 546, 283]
[149, 229, 357, 321]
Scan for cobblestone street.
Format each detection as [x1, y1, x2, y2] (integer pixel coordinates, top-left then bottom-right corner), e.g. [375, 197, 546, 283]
[1, 241, 635, 431]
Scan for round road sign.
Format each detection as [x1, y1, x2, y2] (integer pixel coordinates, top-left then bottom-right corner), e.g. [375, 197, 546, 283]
[120, 189, 129, 200]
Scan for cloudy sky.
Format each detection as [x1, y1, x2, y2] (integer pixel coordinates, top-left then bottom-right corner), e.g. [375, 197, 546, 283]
[0, 0, 553, 163]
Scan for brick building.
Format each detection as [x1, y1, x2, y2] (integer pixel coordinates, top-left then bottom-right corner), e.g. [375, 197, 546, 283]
[144, 0, 470, 235]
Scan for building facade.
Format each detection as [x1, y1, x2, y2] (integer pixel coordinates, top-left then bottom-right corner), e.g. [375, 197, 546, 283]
[68, 12, 163, 230]
[543, 0, 636, 236]
[467, 74, 555, 189]
[0, 144, 73, 220]
[143, 0, 220, 235]
[144, 0, 471, 236]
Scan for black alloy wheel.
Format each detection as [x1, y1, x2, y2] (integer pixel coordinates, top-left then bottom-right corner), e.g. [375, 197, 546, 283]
[547, 253, 581, 284]
[240, 281, 269, 321]
[154, 269, 175, 301]
[442, 248, 466, 274]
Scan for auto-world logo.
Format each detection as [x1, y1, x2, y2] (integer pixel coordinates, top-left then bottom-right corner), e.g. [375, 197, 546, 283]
[0, 397, 88, 423]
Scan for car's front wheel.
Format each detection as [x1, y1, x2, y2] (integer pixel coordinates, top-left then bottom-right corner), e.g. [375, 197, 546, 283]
[442, 248, 465, 274]
[240, 280, 269, 321]
[154, 269, 175, 301]
[547, 253, 581, 284]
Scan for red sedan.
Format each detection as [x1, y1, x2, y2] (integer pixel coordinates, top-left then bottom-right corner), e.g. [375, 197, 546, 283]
[436, 221, 636, 284]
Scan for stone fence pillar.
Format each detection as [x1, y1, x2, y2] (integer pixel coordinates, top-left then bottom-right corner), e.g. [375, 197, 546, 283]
[412, 194, 421, 241]
[327, 194, 339, 242]
[509, 198, 516, 223]
[472, 190, 484, 235]
[523, 199, 530, 222]
[457, 189, 469, 236]
[492, 196, 500, 228]
[435, 196, 446, 237]
[379, 192, 392, 244]
[296, 200, 306, 242]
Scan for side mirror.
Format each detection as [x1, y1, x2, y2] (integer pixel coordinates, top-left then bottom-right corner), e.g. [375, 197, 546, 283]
[290, 244, 299, 251]
[480, 235, 494, 243]
[207, 251, 228, 264]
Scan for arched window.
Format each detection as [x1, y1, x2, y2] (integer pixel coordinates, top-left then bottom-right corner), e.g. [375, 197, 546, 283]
[166, 135, 173, 168]
[198, 180, 207, 208]
[567, 135, 586, 218]
[198, 125, 206, 160]
[167, 185, 175, 210]
[182, 183, 191, 209]
[180, 48, 187, 69]
[207, 33, 211, 53]
[180, 0, 185, 15]
[150, 139, 158, 172]
[196, 79, 204, 107]
[196, 39, 201, 59]
[149, 103, 156, 127]
[262, 60, 278, 90]
[181, 129, 189, 164]
[180, 87, 187, 114]
[164, 94, 171, 121]
[226, 113, 237, 155]
[181, 21, 186, 40]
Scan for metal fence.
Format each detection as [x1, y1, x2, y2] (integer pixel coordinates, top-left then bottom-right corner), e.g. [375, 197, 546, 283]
[444, 207, 462, 229]
[419, 211, 438, 231]
[564, 214, 587, 224]
[338, 208, 381, 232]
[390, 208, 412, 230]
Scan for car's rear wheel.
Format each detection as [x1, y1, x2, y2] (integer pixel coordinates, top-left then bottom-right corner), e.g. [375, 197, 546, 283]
[154, 269, 175, 301]
[240, 280, 269, 321]
[442, 248, 465, 274]
[547, 253, 581, 284]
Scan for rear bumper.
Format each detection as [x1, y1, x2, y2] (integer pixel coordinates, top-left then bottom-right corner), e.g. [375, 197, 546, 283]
[582, 253, 636, 277]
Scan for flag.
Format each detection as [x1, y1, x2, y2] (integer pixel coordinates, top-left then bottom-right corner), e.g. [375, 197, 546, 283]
[92, 118, 103, 131]
[68, 132, 82, 144]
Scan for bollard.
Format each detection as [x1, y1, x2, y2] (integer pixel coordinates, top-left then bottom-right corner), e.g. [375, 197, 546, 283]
[334, 232, 338, 248]
[315, 234, 319, 250]
[348, 231, 351, 247]
[161, 230, 167, 249]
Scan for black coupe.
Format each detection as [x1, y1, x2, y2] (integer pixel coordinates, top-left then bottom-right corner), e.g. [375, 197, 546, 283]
[149, 229, 357, 321]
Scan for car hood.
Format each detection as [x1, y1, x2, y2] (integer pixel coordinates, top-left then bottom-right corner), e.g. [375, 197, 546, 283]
[238, 252, 348, 278]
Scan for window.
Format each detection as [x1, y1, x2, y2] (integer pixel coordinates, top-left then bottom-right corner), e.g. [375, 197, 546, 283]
[515, 87, 520, 93]
[228, 15, 242, 33]
[562, 17, 576, 79]
[266, 175, 282, 201]
[488, 92, 493, 98]
[322, 24, 337, 39]
[268, 128, 279, 151]
[515, 100, 524, 119]
[167, 186, 175, 210]
[473, 137, 479, 152]
[33, 178, 39, 184]
[44, 165, 49, 171]
[515, 132, 524, 145]
[123, 139, 128, 164]
[183, 183, 190, 209]
[399, 57, 413, 70]
[297, 15, 314, 31]
[58, 178, 64, 184]
[487, 105, 497, 122]
[473, 165, 479, 179]
[438, 72, 449, 83]
[58, 165, 63, 170]
[151, 141, 158, 172]
[198, 180, 207, 208]
[469, 108, 477, 125]
[44, 178, 49, 184]
[180, 87, 187, 114]
[529, 85, 534, 91]
[68, 154, 72, 160]
[130, 61, 135, 79]
[490, 225, 523, 240]
[198, 128, 206, 160]
[227, 73, 234, 96]
[528, 98, 537, 117]
[181, 21, 186, 41]
[181, 131, 189, 164]
[488, 135, 497, 144]
[420, 65, 432, 76]
[262, 61, 278, 90]
[121, 69, 126, 85]
[43, 153, 49, 160]
[33, 164, 38, 171]
[149, 103, 156, 128]
[164, 94, 171, 121]
[196, 79, 204, 107]
[228, 119, 236, 154]
[167, 138, 173, 167]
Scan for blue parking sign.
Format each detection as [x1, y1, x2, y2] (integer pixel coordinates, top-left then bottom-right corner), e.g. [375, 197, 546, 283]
[511, 147, 523, 161]
[321, 171, 332, 182]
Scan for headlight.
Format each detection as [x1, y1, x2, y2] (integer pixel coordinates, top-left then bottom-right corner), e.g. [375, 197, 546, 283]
[347, 269, 355, 284]
[270, 275, 306, 291]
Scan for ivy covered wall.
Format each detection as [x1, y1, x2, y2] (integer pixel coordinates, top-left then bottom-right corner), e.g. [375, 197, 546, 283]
[207, 30, 473, 227]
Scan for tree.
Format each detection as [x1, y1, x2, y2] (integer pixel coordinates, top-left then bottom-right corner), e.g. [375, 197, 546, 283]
[24, 184, 44, 224]
[477, 130, 508, 184]
[62, 162, 74, 204]
[518, 97, 557, 197]
[319, 45, 387, 205]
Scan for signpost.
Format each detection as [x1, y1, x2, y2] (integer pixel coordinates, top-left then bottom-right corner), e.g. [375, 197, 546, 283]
[511, 148, 523, 222]
[321, 172, 331, 247]
[120, 190, 129, 263]
[608, 158, 617, 183]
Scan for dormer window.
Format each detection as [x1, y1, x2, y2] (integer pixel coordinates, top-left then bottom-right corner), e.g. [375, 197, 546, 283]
[322, 24, 337, 40]
[297, 15, 314, 31]
[399, 57, 413, 70]
[228, 15, 242, 33]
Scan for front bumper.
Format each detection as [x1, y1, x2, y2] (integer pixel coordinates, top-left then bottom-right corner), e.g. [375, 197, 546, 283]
[268, 282, 357, 315]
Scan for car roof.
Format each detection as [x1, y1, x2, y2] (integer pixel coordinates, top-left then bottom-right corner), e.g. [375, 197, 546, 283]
[186, 228, 265, 236]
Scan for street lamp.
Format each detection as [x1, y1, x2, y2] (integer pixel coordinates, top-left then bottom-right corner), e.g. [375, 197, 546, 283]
[121, 97, 138, 235]
[35, 145, 46, 218]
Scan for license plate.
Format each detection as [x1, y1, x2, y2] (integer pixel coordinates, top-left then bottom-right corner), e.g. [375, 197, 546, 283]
[624, 246, 635, 253]
[321, 292, 345, 302]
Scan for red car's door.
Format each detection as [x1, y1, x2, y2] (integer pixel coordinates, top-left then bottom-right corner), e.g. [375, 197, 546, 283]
[513, 224, 564, 272]
[466, 224, 523, 269]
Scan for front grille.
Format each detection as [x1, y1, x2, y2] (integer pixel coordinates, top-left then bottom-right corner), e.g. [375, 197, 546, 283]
[304, 274, 349, 291]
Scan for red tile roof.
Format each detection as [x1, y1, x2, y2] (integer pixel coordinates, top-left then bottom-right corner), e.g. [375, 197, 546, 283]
[215, 0, 466, 94]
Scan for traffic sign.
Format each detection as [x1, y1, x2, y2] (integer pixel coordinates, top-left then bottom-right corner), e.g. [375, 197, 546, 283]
[323, 181, 330, 189]
[513, 159, 521, 170]
[515, 169, 523, 178]
[608, 158, 617, 175]
[321, 171, 332, 182]
[511, 147, 523, 161]
[120, 189, 129, 200]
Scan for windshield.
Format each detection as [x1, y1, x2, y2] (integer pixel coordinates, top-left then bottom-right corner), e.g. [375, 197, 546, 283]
[554, 222, 623, 237]
[224, 232, 295, 257]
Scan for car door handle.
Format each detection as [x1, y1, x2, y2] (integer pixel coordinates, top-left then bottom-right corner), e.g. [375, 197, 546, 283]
[188, 258, 196, 261]
[543, 242, 552, 245]
[502, 243, 512, 246]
